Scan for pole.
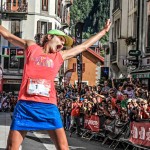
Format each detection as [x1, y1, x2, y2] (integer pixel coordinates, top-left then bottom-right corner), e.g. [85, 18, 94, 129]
[135, 0, 140, 68]
[136, 0, 140, 51]
[75, 22, 84, 94]
[0, 0, 2, 24]
[0, 0, 2, 54]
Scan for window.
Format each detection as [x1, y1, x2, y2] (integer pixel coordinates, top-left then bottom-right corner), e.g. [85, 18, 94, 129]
[42, 0, 48, 11]
[147, 59, 150, 64]
[117, 19, 120, 38]
[4, 58, 9, 69]
[19, 58, 24, 69]
[113, 0, 120, 12]
[13, 0, 16, 6]
[11, 20, 21, 37]
[55, 0, 58, 15]
[57, 0, 61, 17]
[55, 0, 61, 16]
[41, 22, 47, 35]
[114, 19, 120, 41]
[48, 22, 52, 31]
[37, 21, 52, 34]
[134, 0, 138, 7]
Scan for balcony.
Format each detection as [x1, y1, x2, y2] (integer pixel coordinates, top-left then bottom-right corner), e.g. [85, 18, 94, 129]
[112, 0, 120, 13]
[65, 0, 73, 7]
[110, 42, 117, 62]
[0, 2, 28, 19]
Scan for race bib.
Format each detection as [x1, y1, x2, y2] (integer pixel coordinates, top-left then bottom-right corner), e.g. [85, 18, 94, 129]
[27, 78, 51, 97]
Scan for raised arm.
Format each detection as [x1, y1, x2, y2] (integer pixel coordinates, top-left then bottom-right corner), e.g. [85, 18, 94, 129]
[61, 19, 111, 60]
[0, 25, 34, 49]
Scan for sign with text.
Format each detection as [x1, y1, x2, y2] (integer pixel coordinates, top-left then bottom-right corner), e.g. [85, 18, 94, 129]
[128, 59, 139, 66]
[129, 121, 150, 147]
[128, 50, 141, 56]
[84, 115, 100, 132]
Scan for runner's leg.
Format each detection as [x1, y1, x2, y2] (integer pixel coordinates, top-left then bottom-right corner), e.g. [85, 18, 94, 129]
[6, 130, 27, 150]
[47, 128, 69, 150]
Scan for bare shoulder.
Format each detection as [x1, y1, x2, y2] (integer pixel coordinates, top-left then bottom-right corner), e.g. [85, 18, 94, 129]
[26, 40, 36, 47]
[59, 50, 65, 60]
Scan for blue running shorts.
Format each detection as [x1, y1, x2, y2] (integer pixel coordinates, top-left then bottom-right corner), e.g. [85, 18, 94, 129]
[10, 100, 63, 130]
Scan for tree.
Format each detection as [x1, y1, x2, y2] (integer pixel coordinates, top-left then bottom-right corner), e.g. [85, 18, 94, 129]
[70, 0, 110, 44]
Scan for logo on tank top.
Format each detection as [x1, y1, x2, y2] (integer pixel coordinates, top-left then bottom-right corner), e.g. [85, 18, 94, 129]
[31, 56, 54, 68]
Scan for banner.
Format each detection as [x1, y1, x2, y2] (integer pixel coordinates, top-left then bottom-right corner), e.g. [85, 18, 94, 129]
[16, 49, 24, 56]
[64, 69, 73, 87]
[129, 121, 150, 147]
[75, 22, 84, 93]
[84, 115, 100, 132]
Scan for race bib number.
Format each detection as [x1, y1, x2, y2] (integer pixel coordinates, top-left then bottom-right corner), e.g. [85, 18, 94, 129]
[27, 78, 51, 97]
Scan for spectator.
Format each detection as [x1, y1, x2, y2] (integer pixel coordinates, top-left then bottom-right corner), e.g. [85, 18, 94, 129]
[100, 80, 110, 98]
[69, 96, 82, 137]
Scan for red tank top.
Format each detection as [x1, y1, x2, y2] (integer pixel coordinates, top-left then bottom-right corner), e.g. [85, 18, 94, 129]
[18, 44, 64, 105]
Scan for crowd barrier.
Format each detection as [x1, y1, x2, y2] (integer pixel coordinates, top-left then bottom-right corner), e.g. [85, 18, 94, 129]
[77, 115, 150, 150]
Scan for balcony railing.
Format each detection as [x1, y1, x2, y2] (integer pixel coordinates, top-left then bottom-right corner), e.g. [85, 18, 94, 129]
[112, 0, 120, 13]
[1, 2, 28, 13]
[110, 42, 117, 62]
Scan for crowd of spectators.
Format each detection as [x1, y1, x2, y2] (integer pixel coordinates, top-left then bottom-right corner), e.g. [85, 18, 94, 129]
[56, 77, 150, 137]
[0, 77, 149, 149]
[0, 77, 150, 138]
[0, 92, 17, 113]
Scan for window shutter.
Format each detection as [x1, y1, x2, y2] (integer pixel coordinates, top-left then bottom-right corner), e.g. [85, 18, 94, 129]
[16, 20, 20, 32]
[37, 21, 41, 34]
[48, 22, 52, 31]
[11, 21, 15, 35]
[82, 63, 85, 73]
[15, 20, 20, 37]
[73, 63, 76, 72]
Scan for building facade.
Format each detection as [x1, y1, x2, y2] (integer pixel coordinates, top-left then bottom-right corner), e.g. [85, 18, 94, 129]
[0, 0, 73, 93]
[108, 0, 150, 89]
[64, 48, 104, 87]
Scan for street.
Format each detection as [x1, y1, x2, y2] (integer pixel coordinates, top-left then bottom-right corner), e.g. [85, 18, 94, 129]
[22, 131, 113, 150]
[0, 112, 113, 150]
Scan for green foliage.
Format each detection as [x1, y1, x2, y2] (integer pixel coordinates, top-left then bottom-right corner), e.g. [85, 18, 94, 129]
[70, 0, 110, 43]
[100, 49, 105, 57]
[70, 0, 93, 24]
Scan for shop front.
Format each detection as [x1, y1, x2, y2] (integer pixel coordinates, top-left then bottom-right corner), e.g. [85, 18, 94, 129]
[3, 79, 22, 95]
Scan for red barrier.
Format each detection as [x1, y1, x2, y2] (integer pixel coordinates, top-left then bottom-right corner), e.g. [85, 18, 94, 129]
[129, 121, 150, 147]
[84, 115, 100, 132]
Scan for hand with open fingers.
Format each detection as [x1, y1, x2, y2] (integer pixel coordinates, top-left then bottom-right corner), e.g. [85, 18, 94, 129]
[104, 19, 112, 32]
